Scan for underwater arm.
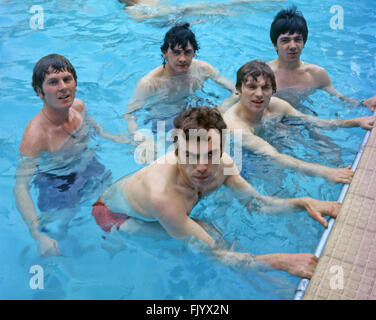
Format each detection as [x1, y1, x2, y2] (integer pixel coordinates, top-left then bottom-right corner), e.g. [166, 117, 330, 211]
[154, 192, 317, 277]
[241, 131, 353, 183]
[13, 156, 61, 256]
[202, 62, 239, 114]
[90, 117, 131, 144]
[317, 68, 359, 106]
[123, 78, 150, 138]
[224, 172, 340, 227]
[288, 107, 376, 131]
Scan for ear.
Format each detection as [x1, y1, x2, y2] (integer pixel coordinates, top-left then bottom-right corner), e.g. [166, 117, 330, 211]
[36, 87, 44, 99]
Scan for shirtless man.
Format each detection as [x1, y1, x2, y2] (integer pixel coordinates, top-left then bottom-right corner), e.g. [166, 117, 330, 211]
[267, 6, 375, 111]
[223, 60, 375, 183]
[123, 23, 238, 141]
[14, 54, 128, 257]
[93, 107, 341, 279]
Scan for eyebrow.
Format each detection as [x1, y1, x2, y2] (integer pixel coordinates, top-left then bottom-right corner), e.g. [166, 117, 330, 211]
[47, 74, 73, 81]
[280, 35, 303, 40]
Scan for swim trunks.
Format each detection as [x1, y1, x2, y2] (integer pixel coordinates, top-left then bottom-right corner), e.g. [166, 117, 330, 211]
[91, 198, 130, 233]
[33, 156, 111, 212]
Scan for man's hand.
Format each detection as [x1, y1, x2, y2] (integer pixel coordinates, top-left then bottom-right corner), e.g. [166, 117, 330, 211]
[356, 115, 376, 130]
[325, 165, 354, 184]
[134, 132, 158, 164]
[302, 198, 340, 228]
[278, 253, 318, 279]
[362, 96, 376, 112]
[36, 233, 62, 257]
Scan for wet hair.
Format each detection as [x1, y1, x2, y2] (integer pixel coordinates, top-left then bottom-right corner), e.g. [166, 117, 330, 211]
[236, 60, 277, 93]
[173, 107, 227, 156]
[160, 22, 199, 53]
[32, 54, 77, 96]
[118, 0, 138, 6]
[270, 6, 308, 46]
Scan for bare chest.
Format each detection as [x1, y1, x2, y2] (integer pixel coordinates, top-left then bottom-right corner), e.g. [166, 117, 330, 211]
[274, 68, 316, 90]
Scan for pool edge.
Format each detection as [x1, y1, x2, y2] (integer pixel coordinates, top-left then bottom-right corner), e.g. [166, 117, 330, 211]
[294, 110, 376, 300]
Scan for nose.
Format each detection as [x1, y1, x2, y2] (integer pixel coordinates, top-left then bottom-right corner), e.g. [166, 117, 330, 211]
[289, 40, 297, 50]
[57, 79, 67, 91]
[255, 86, 263, 98]
[177, 52, 187, 62]
[196, 163, 208, 174]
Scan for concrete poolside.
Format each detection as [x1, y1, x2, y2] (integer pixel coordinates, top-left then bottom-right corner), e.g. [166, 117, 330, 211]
[303, 127, 376, 300]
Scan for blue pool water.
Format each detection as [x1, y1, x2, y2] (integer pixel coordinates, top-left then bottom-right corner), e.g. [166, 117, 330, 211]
[0, 0, 375, 300]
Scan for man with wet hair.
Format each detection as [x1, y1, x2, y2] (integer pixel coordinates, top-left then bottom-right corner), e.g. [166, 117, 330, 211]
[223, 60, 375, 183]
[267, 6, 375, 111]
[14, 54, 128, 257]
[93, 106, 342, 279]
[124, 23, 238, 143]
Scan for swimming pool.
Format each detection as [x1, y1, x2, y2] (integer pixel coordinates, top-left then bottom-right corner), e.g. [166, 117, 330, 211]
[0, 0, 375, 300]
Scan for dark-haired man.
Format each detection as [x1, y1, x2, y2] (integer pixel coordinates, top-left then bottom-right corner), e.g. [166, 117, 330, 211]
[268, 6, 375, 111]
[223, 60, 375, 183]
[124, 23, 238, 142]
[14, 54, 128, 257]
[94, 106, 341, 279]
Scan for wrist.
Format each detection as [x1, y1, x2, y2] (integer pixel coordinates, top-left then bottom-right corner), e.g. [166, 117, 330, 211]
[29, 224, 42, 240]
[291, 197, 309, 211]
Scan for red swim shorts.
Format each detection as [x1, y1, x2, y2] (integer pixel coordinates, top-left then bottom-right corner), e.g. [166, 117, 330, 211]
[92, 198, 130, 233]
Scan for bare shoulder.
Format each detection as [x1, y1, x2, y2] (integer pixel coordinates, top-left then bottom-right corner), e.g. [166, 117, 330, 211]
[268, 96, 293, 113]
[193, 59, 215, 74]
[137, 65, 165, 91]
[19, 114, 47, 157]
[267, 59, 278, 71]
[144, 65, 164, 80]
[303, 62, 330, 85]
[303, 62, 327, 76]
[71, 98, 85, 112]
[223, 103, 240, 125]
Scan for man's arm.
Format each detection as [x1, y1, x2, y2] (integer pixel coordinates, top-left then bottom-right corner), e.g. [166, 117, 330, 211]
[277, 97, 376, 130]
[89, 116, 131, 144]
[319, 69, 376, 112]
[200, 61, 239, 113]
[123, 77, 151, 138]
[240, 127, 354, 184]
[224, 171, 340, 228]
[151, 192, 318, 278]
[14, 156, 62, 256]
[316, 67, 360, 106]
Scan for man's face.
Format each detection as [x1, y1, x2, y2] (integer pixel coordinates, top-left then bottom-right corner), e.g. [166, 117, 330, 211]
[38, 68, 77, 109]
[274, 32, 305, 62]
[177, 129, 221, 188]
[163, 41, 195, 75]
[239, 75, 273, 113]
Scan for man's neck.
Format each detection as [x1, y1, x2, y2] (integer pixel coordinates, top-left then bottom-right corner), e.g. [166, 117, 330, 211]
[41, 105, 71, 126]
[163, 63, 189, 78]
[276, 57, 302, 71]
[237, 102, 264, 126]
[176, 163, 199, 194]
